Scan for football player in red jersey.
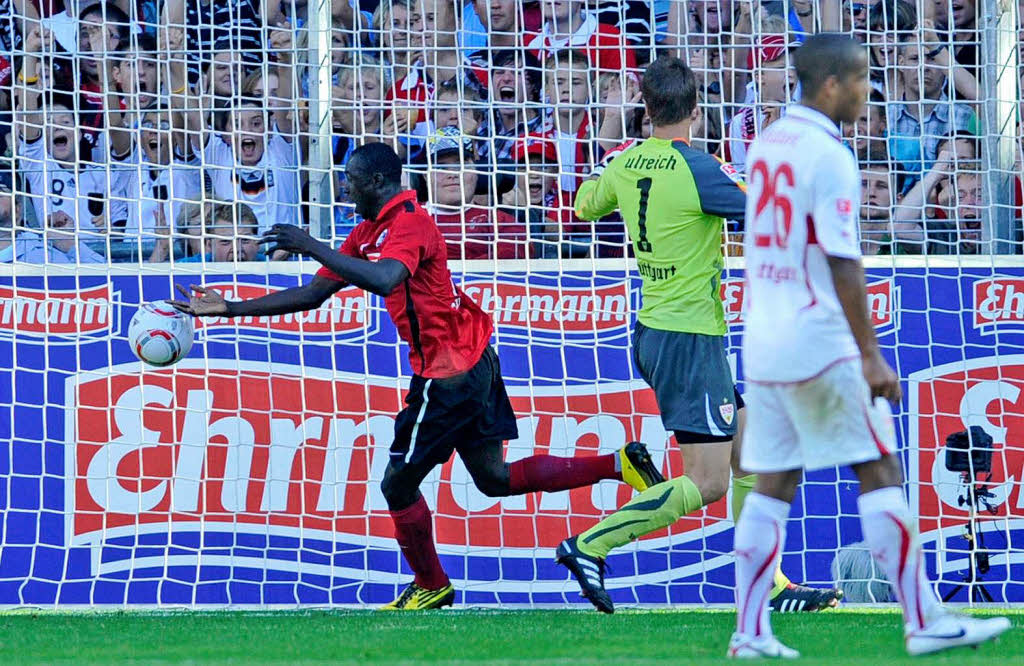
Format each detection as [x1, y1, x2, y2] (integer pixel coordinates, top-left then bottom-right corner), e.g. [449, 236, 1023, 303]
[170, 142, 664, 610]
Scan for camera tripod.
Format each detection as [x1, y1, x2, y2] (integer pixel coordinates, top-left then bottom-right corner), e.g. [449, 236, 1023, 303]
[941, 475, 997, 603]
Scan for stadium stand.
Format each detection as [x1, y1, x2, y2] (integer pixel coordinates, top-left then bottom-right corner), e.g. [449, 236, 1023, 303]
[0, 0, 1017, 264]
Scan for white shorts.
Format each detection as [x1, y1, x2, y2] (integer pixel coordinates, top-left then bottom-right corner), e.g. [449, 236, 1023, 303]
[741, 358, 897, 473]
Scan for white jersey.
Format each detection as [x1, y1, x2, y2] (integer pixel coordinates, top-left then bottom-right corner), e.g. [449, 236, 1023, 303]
[114, 147, 202, 238]
[741, 105, 862, 384]
[19, 136, 128, 231]
[203, 134, 301, 234]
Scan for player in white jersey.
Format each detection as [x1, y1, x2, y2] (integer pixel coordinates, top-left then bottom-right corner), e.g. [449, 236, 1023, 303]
[728, 34, 1009, 659]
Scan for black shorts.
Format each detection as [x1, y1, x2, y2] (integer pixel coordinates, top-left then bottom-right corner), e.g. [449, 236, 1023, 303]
[633, 323, 742, 443]
[390, 345, 519, 468]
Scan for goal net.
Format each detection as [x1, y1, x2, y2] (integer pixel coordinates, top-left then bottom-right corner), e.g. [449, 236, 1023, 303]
[0, 0, 1021, 607]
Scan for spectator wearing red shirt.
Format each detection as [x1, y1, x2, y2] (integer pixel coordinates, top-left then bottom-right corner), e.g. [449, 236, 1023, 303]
[372, 0, 424, 86]
[506, 135, 565, 257]
[173, 142, 658, 610]
[527, 0, 637, 73]
[425, 127, 528, 260]
[537, 50, 612, 197]
[386, 0, 488, 164]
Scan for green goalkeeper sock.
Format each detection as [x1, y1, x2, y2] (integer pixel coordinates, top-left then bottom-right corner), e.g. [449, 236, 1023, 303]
[576, 475, 703, 559]
[730, 473, 794, 598]
[731, 473, 757, 522]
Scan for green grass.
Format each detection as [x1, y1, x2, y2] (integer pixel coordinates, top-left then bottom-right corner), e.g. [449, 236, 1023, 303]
[0, 608, 1020, 664]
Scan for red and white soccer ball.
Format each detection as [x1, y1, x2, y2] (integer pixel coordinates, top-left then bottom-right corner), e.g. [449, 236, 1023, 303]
[128, 301, 194, 367]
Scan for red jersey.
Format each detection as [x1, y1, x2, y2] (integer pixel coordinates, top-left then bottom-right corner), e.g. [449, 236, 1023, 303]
[432, 206, 529, 260]
[526, 11, 637, 72]
[316, 190, 493, 378]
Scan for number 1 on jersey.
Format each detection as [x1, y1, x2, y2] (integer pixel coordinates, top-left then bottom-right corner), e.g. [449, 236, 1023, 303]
[636, 177, 653, 253]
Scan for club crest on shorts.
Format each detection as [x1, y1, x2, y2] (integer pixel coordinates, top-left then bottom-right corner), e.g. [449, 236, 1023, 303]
[719, 401, 735, 426]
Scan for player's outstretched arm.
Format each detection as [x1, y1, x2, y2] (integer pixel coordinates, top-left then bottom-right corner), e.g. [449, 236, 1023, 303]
[260, 224, 410, 297]
[170, 277, 342, 318]
[827, 256, 902, 404]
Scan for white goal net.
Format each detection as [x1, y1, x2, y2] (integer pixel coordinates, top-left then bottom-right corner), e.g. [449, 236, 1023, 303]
[0, 0, 1021, 607]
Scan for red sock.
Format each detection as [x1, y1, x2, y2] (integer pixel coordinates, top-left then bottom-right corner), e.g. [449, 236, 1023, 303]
[389, 495, 450, 590]
[508, 454, 619, 494]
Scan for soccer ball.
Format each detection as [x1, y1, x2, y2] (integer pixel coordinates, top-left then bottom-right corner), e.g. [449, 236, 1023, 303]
[128, 301, 195, 367]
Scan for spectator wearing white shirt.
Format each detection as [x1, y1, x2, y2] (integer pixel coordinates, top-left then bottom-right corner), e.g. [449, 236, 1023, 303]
[725, 37, 795, 175]
[114, 102, 201, 243]
[15, 26, 126, 239]
[190, 98, 301, 235]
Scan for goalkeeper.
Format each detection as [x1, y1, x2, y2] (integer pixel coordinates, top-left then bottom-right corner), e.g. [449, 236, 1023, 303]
[555, 56, 842, 614]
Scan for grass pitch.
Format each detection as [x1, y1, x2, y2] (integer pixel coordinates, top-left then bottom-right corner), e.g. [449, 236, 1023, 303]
[0, 607, 1020, 664]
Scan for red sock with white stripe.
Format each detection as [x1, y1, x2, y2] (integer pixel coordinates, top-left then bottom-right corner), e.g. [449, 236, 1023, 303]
[733, 492, 790, 639]
[390, 495, 450, 591]
[857, 487, 939, 631]
[507, 454, 619, 494]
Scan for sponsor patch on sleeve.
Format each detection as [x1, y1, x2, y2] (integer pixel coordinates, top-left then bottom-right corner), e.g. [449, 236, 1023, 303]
[718, 160, 745, 185]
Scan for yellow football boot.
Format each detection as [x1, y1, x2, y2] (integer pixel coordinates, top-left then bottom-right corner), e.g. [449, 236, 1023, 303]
[379, 583, 455, 610]
[619, 441, 666, 492]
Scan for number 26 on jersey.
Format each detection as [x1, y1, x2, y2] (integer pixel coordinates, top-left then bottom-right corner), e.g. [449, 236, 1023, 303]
[749, 160, 795, 249]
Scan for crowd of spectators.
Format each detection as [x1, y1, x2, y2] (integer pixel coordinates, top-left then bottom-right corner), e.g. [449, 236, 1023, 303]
[0, 0, 1018, 264]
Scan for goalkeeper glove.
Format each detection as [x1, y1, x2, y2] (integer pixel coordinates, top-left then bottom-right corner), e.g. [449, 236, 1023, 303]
[588, 139, 636, 180]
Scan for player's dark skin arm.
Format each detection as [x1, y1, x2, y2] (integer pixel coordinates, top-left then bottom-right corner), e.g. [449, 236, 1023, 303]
[826, 255, 901, 404]
[261, 223, 410, 297]
[170, 276, 341, 318]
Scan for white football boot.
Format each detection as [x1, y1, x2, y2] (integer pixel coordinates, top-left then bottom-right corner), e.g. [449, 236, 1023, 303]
[905, 613, 1011, 656]
[727, 632, 800, 659]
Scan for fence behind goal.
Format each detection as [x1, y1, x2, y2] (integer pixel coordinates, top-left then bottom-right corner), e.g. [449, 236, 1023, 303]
[1, 257, 1023, 607]
[0, 0, 1023, 607]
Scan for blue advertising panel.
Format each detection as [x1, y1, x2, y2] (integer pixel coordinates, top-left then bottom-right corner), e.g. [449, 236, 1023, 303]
[1, 264, 1022, 606]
